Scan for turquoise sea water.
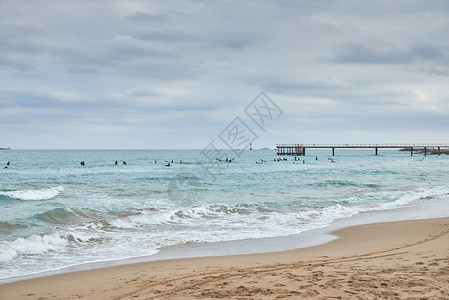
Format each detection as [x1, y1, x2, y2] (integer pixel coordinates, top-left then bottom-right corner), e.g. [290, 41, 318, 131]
[1, 149, 448, 279]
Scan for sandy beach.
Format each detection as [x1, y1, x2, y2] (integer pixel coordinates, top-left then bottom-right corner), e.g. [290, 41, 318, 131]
[1, 217, 448, 299]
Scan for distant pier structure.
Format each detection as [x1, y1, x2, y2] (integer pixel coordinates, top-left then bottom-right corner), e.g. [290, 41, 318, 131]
[276, 144, 304, 155]
[276, 144, 449, 156]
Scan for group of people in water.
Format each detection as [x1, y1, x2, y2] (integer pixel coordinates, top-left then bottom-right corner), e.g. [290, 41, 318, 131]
[257, 156, 321, 165]
[80, 160, 127, 166]
[3, 154, 333, 171]
[78, 159, 189, 167]
[158, 160, 187, 167]
[6, 155, 327, 169]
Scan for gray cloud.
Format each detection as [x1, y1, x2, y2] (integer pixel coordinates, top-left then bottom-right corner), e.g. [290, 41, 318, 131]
[418, 67, 449, 77]
[128, 11, 171, 22]
[0, 56, 36, 70]
[331, 42, 448, 64]
[331, 42, 412, 64]
[133, 31, 199, 43]
[251, 75, 349, 95]
[65, 66, 97, 74]
[1, 0, 448, 148]
[0, 24, 43, 40]
[218, 32, 265, 49]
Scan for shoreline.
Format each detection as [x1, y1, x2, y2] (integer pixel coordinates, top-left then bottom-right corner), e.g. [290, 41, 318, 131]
[1, 217, 448, 299]
[2, 195, 449, 285]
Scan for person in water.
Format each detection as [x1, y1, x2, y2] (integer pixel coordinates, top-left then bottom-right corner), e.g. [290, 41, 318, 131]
[6, 161, 10, 166]
[123, 161, 127, 165]
[115, 160, 118, 165]
[80, 161, 85, 166]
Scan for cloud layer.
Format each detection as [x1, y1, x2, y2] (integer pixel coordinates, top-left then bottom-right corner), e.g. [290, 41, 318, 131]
[1, 0, 448, 148]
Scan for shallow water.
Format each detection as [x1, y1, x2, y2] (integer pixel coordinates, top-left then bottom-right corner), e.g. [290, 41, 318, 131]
[1, 149, 448, 279]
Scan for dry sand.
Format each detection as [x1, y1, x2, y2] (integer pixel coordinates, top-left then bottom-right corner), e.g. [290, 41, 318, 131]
[1, 217, 448, 299]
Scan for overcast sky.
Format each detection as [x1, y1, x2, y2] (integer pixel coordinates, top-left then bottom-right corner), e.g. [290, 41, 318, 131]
[1, 0, 448, 149]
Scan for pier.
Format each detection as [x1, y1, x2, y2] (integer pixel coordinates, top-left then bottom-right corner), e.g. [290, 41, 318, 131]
[276, 144, 449, 156]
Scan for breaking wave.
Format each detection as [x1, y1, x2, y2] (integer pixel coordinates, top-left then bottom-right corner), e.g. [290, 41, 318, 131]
[0, 186, 64, 201]
[0, 233, 68, 262]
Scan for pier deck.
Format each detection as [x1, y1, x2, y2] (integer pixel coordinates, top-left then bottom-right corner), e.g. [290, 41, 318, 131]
[276, 144, 449, 156]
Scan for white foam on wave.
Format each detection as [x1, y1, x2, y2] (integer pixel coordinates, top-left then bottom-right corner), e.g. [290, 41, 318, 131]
[96, 185, 449, 243]
[2, 185, 447, 280]
[236, 187, 448, 240]
[108, 205, 236, 229]
[109, 210, 176, 229]
[0, 233, 68, 262]
[0, 186, 64, 201]
[310, 185, 449, 228]
[364, 185, 449, 211]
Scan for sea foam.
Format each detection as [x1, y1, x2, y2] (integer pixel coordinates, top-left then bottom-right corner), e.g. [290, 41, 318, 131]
[0, 186, 64, 201]
[0, 233, 68, 262]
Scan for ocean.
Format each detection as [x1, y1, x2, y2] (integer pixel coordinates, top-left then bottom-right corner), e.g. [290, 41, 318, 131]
[1, 149, 448, 280]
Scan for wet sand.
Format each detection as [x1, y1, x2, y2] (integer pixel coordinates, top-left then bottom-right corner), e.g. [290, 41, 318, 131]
[1, 217, 448, 299]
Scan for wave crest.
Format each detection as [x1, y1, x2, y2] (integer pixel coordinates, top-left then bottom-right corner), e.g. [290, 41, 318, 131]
[34, 207, 95, 224]
[0, 186, 64, 201]
[0, 233, 68, 262]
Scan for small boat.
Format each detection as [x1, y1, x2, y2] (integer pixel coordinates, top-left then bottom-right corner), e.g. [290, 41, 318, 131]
[0, 147, 11, 150]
